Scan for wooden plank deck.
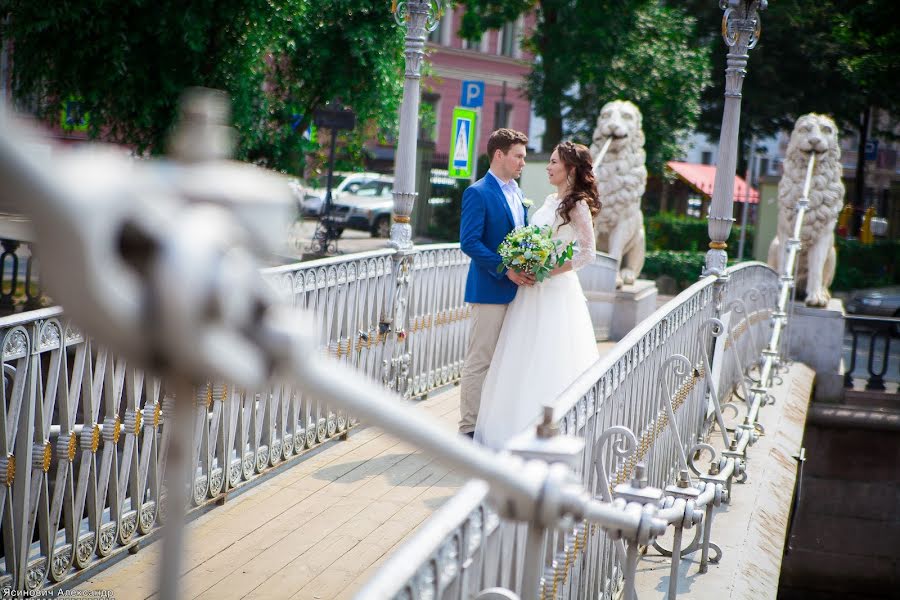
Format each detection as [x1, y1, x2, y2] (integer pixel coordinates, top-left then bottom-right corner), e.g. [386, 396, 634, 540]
[73, 385, 463, 600]
[76, 342, 617, 600]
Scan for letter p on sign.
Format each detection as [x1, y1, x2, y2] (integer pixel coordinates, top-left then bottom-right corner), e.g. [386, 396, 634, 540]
[460, 81, 484, 108]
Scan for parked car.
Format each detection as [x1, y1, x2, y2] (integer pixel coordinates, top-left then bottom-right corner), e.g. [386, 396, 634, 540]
[844, 286, 900, 319]
[297, 171, 384, 218]
[330, 171, 457, 237]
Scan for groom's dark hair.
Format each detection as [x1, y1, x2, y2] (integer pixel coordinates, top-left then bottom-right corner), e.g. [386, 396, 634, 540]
[487, 128, 529, 161]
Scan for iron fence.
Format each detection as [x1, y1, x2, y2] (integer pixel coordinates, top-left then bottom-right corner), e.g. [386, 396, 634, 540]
[0, 244, 471, 591]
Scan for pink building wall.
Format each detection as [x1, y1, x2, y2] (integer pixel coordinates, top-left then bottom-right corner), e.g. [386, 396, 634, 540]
[424, 8, 536, 159]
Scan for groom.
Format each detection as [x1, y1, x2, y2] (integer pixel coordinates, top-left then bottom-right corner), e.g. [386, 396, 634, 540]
[458, 128, 534, 438]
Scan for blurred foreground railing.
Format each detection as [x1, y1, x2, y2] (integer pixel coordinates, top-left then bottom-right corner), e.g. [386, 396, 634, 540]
[359, 262, 782, 600]
[0, 244, 470, 591]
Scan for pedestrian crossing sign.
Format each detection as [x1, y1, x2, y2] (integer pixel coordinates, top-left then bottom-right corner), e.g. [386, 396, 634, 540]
[448, 107, 477, 179]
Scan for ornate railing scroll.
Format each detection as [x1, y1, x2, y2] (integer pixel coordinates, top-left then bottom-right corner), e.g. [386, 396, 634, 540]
[361, 262, 780, 600]
[0, 244, 471, 591]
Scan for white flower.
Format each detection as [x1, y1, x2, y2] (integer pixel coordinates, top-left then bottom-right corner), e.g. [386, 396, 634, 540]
[521, 198, 534, 208]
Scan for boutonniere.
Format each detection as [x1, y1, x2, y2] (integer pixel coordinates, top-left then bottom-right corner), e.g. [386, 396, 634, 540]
[522, 198, 534, 208]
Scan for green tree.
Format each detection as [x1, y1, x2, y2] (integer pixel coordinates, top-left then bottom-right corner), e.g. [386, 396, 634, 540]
[458, 0, 711, 173]
[459, 0, 639, 152]
[0, 0, 405, 173]
[250, 0, 405, 171]
[564, 2, 711, 174]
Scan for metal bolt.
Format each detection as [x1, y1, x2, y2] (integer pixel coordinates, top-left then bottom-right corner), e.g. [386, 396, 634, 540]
[708, 461, 720, 476]
[632, 463, 648, 488]
[536, 406, 558, 439]
[677, 469, 691, 488]
[729, 439, 738, 451]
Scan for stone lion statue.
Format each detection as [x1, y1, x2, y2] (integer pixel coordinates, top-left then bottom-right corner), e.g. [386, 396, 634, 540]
[767, 113, 845, 307]
[590, 100, 647, 288]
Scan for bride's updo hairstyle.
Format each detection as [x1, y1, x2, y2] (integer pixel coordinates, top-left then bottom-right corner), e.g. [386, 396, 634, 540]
[554, 141, 601, 227]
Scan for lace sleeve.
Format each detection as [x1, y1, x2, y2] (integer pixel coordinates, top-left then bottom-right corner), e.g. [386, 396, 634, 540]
[570, 200, 596, 271]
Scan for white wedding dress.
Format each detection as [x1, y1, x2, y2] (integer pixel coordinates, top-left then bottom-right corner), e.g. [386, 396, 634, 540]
[475, 194, 601, 449]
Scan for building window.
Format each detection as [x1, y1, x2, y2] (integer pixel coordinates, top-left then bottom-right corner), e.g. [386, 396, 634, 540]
[494, 101, 512, 130]
[701, 151, 713, 165]
[463, 34, 482, 51]
[500, 21, 518, 57]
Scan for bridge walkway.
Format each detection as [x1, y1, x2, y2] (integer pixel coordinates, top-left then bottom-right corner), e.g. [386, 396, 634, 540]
[76, 387, 464, 600]
[76, 340, 616, 600]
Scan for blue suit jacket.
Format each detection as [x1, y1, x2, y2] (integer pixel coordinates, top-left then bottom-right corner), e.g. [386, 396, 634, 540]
[460, 175, 528, 304]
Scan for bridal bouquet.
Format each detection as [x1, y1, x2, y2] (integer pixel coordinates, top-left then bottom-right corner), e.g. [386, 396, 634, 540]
[496, 225, 574, 282]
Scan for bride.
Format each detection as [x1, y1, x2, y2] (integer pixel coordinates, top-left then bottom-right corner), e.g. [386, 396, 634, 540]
[475, 142, 602, 449]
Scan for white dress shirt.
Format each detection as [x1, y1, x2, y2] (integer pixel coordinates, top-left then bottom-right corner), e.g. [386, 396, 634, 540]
[488, 170, 525, 228]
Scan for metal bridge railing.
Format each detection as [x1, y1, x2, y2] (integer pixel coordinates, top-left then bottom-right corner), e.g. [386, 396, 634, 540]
[0, 244, 470, 592]
[358, 262, 782, 600]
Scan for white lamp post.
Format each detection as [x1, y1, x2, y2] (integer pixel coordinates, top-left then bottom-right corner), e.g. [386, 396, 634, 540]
[390, 0, 445, 250]
[704, 0, 767, 276]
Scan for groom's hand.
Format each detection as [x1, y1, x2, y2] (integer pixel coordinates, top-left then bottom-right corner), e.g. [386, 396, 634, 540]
[507, 270, 536, 286]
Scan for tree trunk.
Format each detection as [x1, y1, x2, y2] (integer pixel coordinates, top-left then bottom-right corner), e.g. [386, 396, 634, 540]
[535, 1, 563, 153]
[854, 106, 871, 235]
[659, 178, 669, 213]
[542, 114, 563, 152]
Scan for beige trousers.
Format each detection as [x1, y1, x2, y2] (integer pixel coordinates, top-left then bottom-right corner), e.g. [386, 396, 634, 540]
[459, 303, 508, 433]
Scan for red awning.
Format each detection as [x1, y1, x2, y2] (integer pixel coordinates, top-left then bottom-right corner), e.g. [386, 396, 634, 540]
[666, 161, 758, 204]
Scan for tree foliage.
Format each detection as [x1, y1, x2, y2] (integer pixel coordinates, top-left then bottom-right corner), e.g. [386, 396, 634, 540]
[0, 0, 405, 173]
[1, 0, 271, 153]
[458, 0, 711, 173]
[683, 0, 900, 183]
[564, 3, 711, 174]
[250, 0, 405, 170]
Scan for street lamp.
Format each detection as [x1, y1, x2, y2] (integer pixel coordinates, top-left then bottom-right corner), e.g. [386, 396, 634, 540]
[704, 0, 767, 276]
[390, 0, 444, 250]
[381, 1, 445, 395]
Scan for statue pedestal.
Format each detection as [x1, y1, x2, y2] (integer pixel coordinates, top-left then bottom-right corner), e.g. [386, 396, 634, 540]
[610, 280, 658, 341]
[576, 253, 619, 341]
[787, 298, 846, 402]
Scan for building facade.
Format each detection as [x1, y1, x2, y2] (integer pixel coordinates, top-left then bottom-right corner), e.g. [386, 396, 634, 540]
[422, 7, 537, 164]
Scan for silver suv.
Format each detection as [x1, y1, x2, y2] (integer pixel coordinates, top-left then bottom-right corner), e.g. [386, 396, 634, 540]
[330, 171, 456, 238]
[296, 171, 384, 218]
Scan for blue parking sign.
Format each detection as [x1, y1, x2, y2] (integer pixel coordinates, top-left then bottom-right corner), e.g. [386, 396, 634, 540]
[460, 81, 484, 108]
